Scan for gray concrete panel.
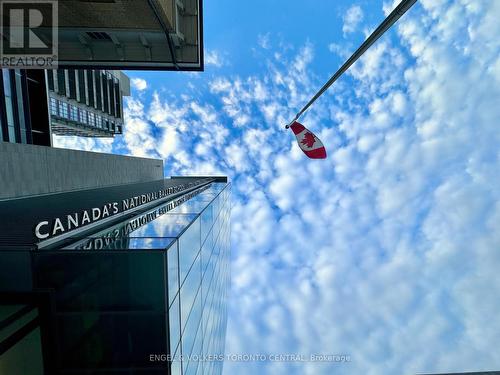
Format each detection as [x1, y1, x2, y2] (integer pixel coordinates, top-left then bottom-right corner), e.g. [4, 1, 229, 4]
[0, 142, 163, 199]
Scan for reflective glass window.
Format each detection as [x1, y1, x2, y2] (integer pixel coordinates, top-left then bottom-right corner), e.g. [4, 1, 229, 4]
[70, 105, 78, 121]
[169, 295, 181, 357]
[88, 111, 95, 127]
[168, 241, 180, 306]
[77, 70, 86, 103]
[49, 98, 58, 116]
[58, 101, 68, 118]
[180, 253, 201, 331]
[178, 217, 201, 285]
[79, 109, 87, 124]
[33, 252, 166, 312]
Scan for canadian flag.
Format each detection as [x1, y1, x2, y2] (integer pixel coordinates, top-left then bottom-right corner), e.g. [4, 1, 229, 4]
[290, 121, 327, 159]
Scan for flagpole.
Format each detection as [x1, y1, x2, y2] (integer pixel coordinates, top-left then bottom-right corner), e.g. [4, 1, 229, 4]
[285, 0, 417, 129]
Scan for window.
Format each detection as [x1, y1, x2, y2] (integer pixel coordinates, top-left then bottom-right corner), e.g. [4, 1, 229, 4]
[70, 105, 78, 121]
[2, 70, 16, 142]
[46, 70, 54, 91]
[79, 109, 87, 124]
[95, 71, 102, 111]
[50, 98, 58, 116]
[114, 80, 121, 118]
[86, 70, 95, 108]
[13, 71, 28, 143]
[78, 70, 86, 104]
[96, 115, 102, 128]
[58, 101, 69, 118]
[88, 112, 95, 127]
[67, 70, 77, 99]
[56, 70, 66, 96]
[108, 73, 115, 116]
[102, 72, 109, 114]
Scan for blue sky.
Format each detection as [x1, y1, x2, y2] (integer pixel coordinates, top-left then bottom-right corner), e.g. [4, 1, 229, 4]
[54, 0, 500, 374]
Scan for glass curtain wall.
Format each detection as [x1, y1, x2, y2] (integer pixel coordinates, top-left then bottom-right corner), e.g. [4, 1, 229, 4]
[32, 182, 231, 375]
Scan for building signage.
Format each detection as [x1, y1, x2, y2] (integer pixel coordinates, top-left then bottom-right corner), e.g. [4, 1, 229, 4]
[70, 184, 210, 250]
[34, 180, 208, 241]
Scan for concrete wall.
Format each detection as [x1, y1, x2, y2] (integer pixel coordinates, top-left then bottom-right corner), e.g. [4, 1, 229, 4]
[0, 142, 163, 200]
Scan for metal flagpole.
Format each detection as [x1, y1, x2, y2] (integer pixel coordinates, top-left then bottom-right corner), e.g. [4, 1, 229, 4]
[285, 0, 418, 129]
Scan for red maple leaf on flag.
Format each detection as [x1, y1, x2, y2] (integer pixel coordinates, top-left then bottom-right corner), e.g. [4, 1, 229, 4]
[300, 132, 316, 148]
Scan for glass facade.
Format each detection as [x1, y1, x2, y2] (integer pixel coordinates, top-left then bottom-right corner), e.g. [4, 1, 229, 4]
[0, 69, 32, 144]
[0, 303, 44, 375]
[29, 181, 231, 374]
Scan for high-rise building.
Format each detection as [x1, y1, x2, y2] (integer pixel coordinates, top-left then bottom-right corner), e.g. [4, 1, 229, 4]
[0, 69, 51, 145]
[46, 69, 130, 137]
[1, 2, 217, 373]
[0, 145, 230, 374]
[1, 67, 130, 144]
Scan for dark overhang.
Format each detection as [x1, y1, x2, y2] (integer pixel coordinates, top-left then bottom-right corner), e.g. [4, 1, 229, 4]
[5, 0, 204, 71]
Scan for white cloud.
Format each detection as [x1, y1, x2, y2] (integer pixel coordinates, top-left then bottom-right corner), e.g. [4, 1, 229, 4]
[205, 50, 225, 67]
[54, 2, 500, 373]
[343, 5, 364, 35]
[52, 135, 114, 153]
[258, 33, 271, 49]
[130, 77, 148, 91]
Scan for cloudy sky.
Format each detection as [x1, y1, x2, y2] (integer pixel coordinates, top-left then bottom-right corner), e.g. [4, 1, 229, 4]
[54, 0, 500, 374]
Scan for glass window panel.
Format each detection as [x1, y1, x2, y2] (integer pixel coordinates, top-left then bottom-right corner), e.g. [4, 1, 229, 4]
[50, 98, 57, 115]
[46, 69, 54, 91]
[70, 105, 78, 121]
[3, 71, 15, 129]
[57, 312, 166, 369]
[108, 75, 115, 116]
[169, 200, 211, 215]
[114, 81, 121, 117]
[14, 71, 26, 131]
[86, 70, 94, 107]
[130, 213, 196, 239]
[67, 70, 77, 99]
[4, 98, 14, 126]
[57, 70, 66, 96]
[180, 253, 201, 331]
[171, 356, 182, 375]
[168, 241, 180, 306]
[58, 101, 68, 118]
[88, 111, 95, 126]
[181, 292, 202, 362]
[77, 70, 86, 103]
[2, 70, 11, 96]
[7, 125, 15, 142]
[95, 71, 102, 110]
[33, 252, 166, 312]
[169, 295, 181, 358]
[185, 328, 202, 375]
[178, 217, 201, 285]
[201, 202, 214, 244]
[102, 72, 109, 113]
[201, 227, 213, 279]
[79, 109, 87, 124]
